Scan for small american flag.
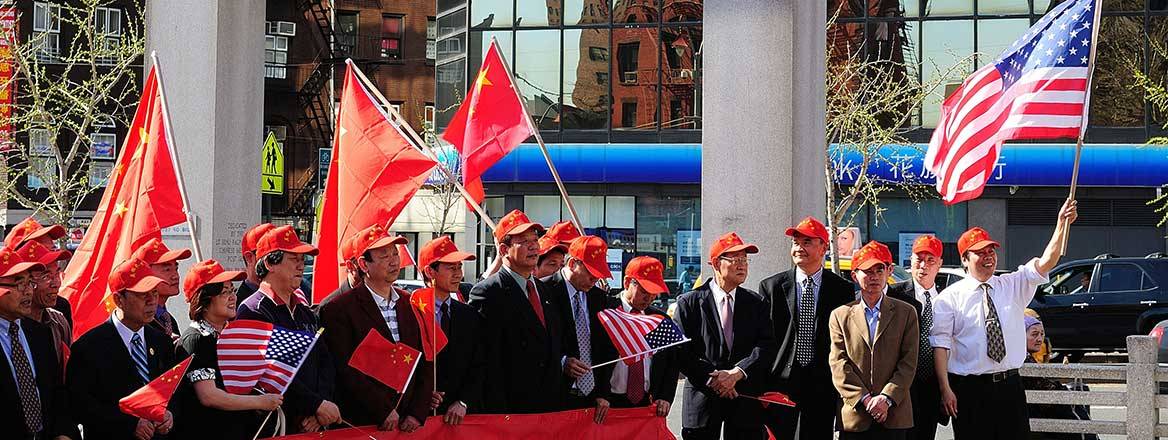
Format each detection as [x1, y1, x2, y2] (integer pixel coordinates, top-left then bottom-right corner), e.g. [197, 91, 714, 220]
[217, 319, 320, 395]
[598, 309, 689, 365]
[926, 0, 1099, 204]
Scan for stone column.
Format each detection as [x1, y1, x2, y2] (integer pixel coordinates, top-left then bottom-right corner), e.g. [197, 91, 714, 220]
[703, 0, 826, 286]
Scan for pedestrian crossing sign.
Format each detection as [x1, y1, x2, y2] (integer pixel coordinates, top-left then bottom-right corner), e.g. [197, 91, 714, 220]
[261, 132, 284, 195]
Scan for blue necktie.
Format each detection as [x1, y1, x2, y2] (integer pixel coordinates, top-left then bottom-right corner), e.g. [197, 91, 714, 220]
[130, 333, 150, 384]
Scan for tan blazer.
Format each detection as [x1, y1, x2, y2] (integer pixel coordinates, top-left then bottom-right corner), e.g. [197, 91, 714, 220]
[828, 295, 920, 432]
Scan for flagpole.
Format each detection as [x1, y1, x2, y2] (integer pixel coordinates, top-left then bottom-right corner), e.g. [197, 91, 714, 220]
[345, 60, 498, 232]
[589, 338, 692, 370]
[489, 37, 585, 234]
[431, 289, 438, 417]
[1061, 0, 1103, 254]
[149, 51, 204, 261]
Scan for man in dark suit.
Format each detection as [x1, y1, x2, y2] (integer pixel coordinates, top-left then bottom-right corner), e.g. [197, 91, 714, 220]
[319, 224, 431, 432]
[68, 257, 178, 440]
[760, 217, 856, 440]
[416, 236, 483, 425]
[887, 235, 949, 440]
[468, 210, 563, 414]
[0, 248, 75, 440]
[675, 232, 776, 440]
[545, 235, 616, 418]
[609, 256, 680, 418]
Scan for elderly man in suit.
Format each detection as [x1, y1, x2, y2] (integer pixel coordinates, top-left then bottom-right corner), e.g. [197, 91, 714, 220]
[887, 235, 948, 440]
[675, 232, 775, 440]
[829, 241, 919, 440]
[609, 256, 681, 416]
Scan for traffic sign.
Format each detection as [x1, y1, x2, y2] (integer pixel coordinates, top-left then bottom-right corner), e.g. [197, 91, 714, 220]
[261, 132, 284, 195]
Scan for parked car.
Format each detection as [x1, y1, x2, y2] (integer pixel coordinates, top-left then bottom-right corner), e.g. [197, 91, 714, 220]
[1029, 253, 1168, 354]
[826, 257, 911, 291]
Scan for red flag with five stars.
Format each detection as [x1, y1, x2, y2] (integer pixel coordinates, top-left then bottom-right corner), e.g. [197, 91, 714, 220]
[119, 356, 193, 423]
[61, 66, 186, 340]
[409, 288, 448, 361]
[348, 329, 421, 393]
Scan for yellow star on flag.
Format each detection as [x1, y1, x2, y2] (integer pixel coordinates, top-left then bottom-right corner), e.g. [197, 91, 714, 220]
[468, 65, 494, 117]
[403, 353, 414, 363]
[113, 201, 129, 217]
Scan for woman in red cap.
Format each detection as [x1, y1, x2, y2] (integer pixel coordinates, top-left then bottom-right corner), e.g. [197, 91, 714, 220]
[172, 260, 282, 440]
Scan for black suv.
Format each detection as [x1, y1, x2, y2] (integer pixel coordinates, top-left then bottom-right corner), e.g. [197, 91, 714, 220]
[1028, 253, 1168, 354]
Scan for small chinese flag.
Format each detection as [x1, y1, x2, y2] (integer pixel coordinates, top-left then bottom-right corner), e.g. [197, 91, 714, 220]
[757, 391, 797, 408]
[119, 356, 193, 422]
[409, 288, 448, 361]
[348, 329, 421, 393]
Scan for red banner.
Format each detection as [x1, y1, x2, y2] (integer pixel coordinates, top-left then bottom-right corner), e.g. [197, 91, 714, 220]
[266, 406, 675, 440]
[0, 7, 16, 145]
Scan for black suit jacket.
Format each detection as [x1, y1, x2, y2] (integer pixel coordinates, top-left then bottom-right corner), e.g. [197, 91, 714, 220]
[761, 269, 853, 389]
[434, 297, 486, 413]
[318, 284, 431, 424]
[545, 271, 617, 402]
[887, 281, 950, 427]
[643, 305, 681, 404]
[0, 319, 74, 438]
[67, 318, 177, 439]
[674, 283, 776, 428]
[468, 269, 563, 413]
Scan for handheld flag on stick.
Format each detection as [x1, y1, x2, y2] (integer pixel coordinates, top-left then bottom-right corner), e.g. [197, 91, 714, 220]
[348, 329, 421, 393]
[217, 319, 321, 395]
[119, 356, 193, 422]
[593, 308, 689, 369]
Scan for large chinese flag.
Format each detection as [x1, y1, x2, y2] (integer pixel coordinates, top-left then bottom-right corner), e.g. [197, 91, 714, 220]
[409, 288, 448, 361]
[348, 329, 421, 393]
[312, 64, 437, 300]
[440, 40, 533, 204]
[119, 356, 193, 422]
[61, 66, 186, 340]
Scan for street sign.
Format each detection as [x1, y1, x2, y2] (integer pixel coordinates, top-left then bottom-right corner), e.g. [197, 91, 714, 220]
[261, 132, 284, 195]
[318, 147, 332, 188]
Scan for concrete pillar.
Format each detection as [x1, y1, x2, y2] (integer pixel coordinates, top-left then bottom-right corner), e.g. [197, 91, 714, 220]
[702, 0, 825, 286]
[147, 1, 265, 323]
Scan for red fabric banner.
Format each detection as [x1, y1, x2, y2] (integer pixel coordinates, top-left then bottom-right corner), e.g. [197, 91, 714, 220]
[265, 406, 674, 440]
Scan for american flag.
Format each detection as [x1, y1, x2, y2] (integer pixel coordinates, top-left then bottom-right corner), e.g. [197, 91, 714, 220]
[217, 319, 320, 395]
[925, 0, 1099, 204]
[598, 309, 689, 365]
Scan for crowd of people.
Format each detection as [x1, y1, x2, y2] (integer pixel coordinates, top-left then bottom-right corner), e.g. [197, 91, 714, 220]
[0, 197, 1080, 440]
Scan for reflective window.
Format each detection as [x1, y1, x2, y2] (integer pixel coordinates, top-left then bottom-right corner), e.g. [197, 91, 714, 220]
[471, 0, 512, 28]
[613, 0, 659, 24]
[1091, 16, 1144, 127]
[525, 195, 563, 226]
[566, 0, 612, 26]
[1097, 263, 1148, 292]
[976, 18, 1030, 64]
[635, 195, 700, 287]
[517, 1, 556, 27]
[515, 30, 562, 131]
[663, 0, 702, 22]
[978, 0, 1031, 15]
[921, 20, 974, 127]
[903, 0, 921, 17]
[436, 59, 466, 128]
[661, 25, 701, 130]
[613, 28, 658, 130]
[1103, 0, 1145, 12]
[1151, 18, 1168, 129]
[564, 28, 611, 130]
[924, 0, 974, 16]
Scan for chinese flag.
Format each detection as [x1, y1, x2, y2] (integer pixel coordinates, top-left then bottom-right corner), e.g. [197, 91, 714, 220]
[409, 288, 448, 361]
[348, 329, 421, 393]
[440, 39, 534, 204]
[757, 391, 796, 408]
[119, 356, 193, 423]
[312, 64, 437, 301]
[61, 66, 186, 340]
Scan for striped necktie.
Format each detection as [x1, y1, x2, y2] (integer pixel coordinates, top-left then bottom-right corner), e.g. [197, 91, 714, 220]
[130, 333, 151, 384]
[9, 322, 43, 434]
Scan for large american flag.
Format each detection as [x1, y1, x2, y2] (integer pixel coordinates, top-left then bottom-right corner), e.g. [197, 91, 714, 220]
[598, 309, 689, 365]
[217, 319, 320, 395]
[925, 0, 1099, 204]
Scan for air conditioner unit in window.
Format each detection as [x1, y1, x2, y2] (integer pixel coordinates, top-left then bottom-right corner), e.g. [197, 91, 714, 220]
[679, 69, 693, 79]
[277, 21, 296, 36]
[622, 72, 637, 83]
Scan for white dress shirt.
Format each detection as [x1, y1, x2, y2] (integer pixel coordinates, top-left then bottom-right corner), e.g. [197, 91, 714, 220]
[609, 297, 651, 395]
[113, 313, 148, 358]
[931, 259, 1049, 375]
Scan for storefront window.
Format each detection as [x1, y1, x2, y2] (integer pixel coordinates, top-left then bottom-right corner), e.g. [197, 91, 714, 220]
[635, 195, 699, 294]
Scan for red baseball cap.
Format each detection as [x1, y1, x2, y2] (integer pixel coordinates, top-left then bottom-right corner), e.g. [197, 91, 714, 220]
[912, 235, 944, 258]
[133, 237, 192, 265]
[957, 227, 999, 255]
[241, 223, 276, 256]
[4, 218, 66, 250]
[108, 257, 167, 293]
[349, 224, 408, 259]
[494, 210, 545, 244]
[0, 248, 45, 278]
[785, 216, 830, 244]
[183, 259, 246, 303]
[418, 235, 476, 268]
[538, 221, 581, 255]
[256, 225, 318, 258]
[568, 235, 612, 280]
[16, 241, 71, 266]
[626, 256, 667, 295]
[709, 232, 759, 263]
[852, 241, 894, 270]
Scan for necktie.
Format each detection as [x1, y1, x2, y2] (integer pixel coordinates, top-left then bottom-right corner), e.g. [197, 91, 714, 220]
[440, 302, 451, 335]
[157, 307, 174, 336]
[720, 295, 734, 351]
[982, 284, 1007, 363]
[627, 309, 645, 404]
[9, 322, 43, 434]
[918, 289, 935, 378]
[130, 333, 151, 384]
[573, 292, 595, 394]
[527, 279, 546, 327]
[796, 277, 816, 366]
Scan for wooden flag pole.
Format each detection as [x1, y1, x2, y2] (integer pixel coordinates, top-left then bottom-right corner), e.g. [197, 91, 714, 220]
[490, 37, 585, 234]
[1061, 0, 1103, 254]
[345, 60, 498, 232]
[149, 51, 204, 261]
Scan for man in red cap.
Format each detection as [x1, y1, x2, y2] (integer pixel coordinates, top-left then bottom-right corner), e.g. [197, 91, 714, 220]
[317, 232, 368, 305]
[759, 216, 855, 440]
[829, 241, 919, 440]
[416, 235, 481, 425]
[534, 221, 581, 281]
[16, 241, 73, 366]
[133, 237, 192, 340]
[318, 224, 431, 432]
[887, 234, 948, 440]
[467, 209, 563, 413]
[675, 232, 775, 439]
[5, 217, 73, 327]
[0, 248, 76, 440]
[236, 225, 340, 434]
[544, 235, 616, 419]
[68, 257, 178, 440]
[932, 200, 1077, 439]
[237, 223, 276, 306]
[609, 256, 681, 418]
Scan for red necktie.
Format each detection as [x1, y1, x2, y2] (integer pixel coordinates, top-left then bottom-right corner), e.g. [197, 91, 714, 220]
[527, 279, 546, 327]
[627, 309, 645, 404]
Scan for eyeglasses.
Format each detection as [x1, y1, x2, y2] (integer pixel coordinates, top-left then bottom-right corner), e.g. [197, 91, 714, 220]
[0, 279, 37, 290]
[718, 256, 751, 265]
